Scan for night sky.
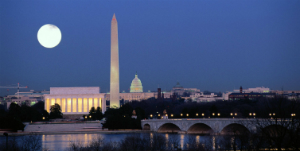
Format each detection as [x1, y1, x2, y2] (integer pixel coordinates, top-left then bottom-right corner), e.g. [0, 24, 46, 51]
[1, 0, 300, 96]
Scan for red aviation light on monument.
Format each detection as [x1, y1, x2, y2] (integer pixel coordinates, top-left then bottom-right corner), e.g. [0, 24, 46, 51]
[112, 14, 116, 20]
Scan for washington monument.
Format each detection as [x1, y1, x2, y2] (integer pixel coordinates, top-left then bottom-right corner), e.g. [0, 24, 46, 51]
[110, 14, 120, 108]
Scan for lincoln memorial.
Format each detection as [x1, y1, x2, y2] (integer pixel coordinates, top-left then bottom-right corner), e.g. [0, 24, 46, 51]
[44, 87, 106, 117]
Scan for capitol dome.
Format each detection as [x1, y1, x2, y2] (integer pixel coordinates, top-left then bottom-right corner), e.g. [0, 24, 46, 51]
[130, 73, 143, 93]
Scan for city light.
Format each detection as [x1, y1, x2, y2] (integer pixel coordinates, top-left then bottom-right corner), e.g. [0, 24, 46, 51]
[186, 113, 189, 117]
[291, 113, 296, 117]
[249, 113, 256, 118]
[180, 113, 183, 116]
[150, 114, 153, 117]
[158, 114, 160, 116]
[202, 113, 204, 116]
[212, 113, 215, 116]
[231, 113, 237, 118]
[196, 113, 198, 116]
[171, 114, 173, 117]
[217, 113, 220, 116]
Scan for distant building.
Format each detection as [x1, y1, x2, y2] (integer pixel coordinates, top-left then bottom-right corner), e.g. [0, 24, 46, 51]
[283, 92, 300, 100]
[271, 90, 300, 95]
[6, 90, 49, 109]
[190, 92, 223, 102]
[171, 82, 200, 96]
[233, 87, 270, 93]
[270, 90, 300, 100]
[228, 93, 276, 101]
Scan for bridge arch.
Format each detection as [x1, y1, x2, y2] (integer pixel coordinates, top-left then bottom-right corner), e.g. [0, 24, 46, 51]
[143, 124, 150, 130]
[157, 123, 181, 133]
[220, 123, 250, 135]
[187, 123, 214, 135]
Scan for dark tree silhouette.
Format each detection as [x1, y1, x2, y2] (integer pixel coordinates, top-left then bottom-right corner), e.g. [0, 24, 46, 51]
[49, 103, 63, 119]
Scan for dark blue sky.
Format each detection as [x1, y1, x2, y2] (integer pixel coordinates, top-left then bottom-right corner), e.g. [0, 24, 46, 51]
[1, 0, 300, 96]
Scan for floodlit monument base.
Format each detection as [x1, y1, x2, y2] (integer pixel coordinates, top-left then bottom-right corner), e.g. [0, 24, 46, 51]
[44, 87, 106, 117]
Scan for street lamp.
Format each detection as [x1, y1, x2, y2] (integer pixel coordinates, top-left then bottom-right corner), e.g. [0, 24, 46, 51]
[217, 113, 220, 116]
[180, 113, 183, 117]
[150, 114, 153, 118]
[202, 113, 204, 117]
[291, 113, 296, 117]
[269, 113, 275, 119]
[171, 114, 173, 117]
[186, 113, 189, 117]
[212, 113, 215, 116]
[249, 113, 256, 118]
[158, 114, 160, 117]
[196, 113, 198, 116]
[231, 113, 237, 118]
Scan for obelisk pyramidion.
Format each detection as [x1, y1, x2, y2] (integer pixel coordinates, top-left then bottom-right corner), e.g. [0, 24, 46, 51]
[110, 14, 120, 108]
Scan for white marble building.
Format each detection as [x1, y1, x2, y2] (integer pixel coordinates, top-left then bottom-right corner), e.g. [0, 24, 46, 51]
[44, 87, 106, 115]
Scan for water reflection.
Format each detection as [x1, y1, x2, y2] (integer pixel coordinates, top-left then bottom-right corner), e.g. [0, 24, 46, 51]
[213, 136, 216, 150]
[196, 135, 200, 144]
[0, 133, 218, 151]
[180, 134, 184, 149]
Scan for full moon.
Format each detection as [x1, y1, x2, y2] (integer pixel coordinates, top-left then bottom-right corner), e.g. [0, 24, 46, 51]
[37, 24, 61, 48]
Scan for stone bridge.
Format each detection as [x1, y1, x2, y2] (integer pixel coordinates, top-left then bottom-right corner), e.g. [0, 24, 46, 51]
[141, 118, 258, 135]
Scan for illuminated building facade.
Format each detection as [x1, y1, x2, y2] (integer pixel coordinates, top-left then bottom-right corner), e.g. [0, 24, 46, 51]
[5, 90, 49, 109]
[190, 92, 223, 102]
[233, 87, 270, 93]
[130, 73, 143, 92]
[44, 87, 106, 115]
[229, 92, 276, 101]
[110, 14, 120, 108]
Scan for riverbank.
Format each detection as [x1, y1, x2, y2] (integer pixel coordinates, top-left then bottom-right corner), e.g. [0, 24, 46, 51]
[0, 129, 148, 136]
[0, 121, 148, 136]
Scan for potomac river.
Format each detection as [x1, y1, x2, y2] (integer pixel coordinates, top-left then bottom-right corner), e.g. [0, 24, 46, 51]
[0, 132, 215, 151]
